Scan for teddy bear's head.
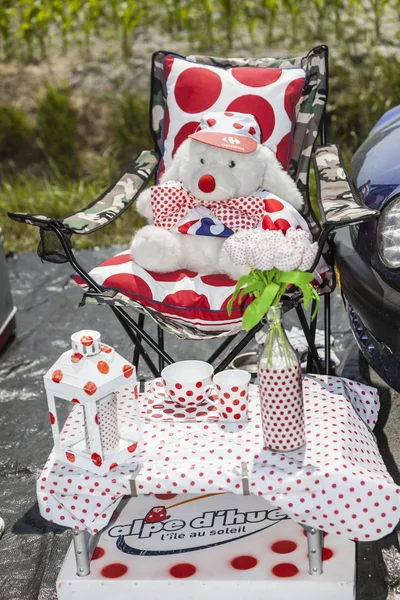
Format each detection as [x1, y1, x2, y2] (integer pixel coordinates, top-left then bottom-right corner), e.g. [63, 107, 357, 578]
[160, 111, 299, 207]
[160, 111, 272, 203]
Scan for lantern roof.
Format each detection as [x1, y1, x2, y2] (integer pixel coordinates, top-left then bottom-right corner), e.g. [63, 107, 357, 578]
[43, 330, 135, 402]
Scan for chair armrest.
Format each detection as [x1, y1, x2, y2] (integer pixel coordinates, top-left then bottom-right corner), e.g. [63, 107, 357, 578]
[313, 144, 379, 228]
[8, 150, 159, 234]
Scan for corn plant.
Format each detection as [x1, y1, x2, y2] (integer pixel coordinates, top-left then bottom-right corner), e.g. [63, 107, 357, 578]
[263, 0, 280, 45]
[281, 0, 302, 45]
[114, 1, 146, 59]
[19, 0, 53, 58]
[0, 2, 14, 60]
[367, 0, 390, 40]
[199, 0, 215, 44]
[161, 0, 192, 34]
[243, 1, 260, 44]
[215, 0, 242, 50]
[76, 0, 107, 54]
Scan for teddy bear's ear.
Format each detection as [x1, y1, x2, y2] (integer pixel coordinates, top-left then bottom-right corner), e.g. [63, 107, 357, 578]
[160, 138, 190, 184]
[259, 144, 304, 212]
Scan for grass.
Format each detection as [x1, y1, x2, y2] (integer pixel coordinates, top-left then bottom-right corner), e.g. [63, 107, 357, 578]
[2, 7, 400, 254]
[110, 91, 153, 161]
[0, 106, 33, 160]
[0, 174, 145, 254]
[36, 86, 81, 179]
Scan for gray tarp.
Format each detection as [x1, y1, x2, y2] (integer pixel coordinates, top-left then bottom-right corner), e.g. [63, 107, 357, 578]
[0, 246, 398, 600]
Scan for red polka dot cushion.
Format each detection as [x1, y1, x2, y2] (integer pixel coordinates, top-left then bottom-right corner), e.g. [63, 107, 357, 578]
[72, 251, 252, 339]
[159, 55, 305, 179]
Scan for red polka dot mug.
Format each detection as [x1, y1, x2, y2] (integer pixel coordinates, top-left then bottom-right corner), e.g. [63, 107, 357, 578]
[160, 360, 216, 408]
[207, 369, 250, 421]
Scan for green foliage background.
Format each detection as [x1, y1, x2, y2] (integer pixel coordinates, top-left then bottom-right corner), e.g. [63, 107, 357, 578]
[1, 0, 400, 252]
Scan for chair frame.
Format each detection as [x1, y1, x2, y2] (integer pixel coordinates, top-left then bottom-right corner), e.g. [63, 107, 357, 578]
[9, 47, 379, 379]
[44, 138, 331, 381]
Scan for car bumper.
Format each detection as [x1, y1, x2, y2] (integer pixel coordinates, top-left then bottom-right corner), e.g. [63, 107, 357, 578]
[333, 227, 400, 390]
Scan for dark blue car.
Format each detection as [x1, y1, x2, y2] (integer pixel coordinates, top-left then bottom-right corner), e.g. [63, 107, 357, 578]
[334, 106, 400, 390]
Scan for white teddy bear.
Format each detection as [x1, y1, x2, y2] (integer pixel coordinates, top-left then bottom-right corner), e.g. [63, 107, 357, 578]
[131, 111, 304, 280]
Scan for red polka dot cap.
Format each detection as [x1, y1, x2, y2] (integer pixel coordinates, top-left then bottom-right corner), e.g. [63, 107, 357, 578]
[189, 111, 261, 153]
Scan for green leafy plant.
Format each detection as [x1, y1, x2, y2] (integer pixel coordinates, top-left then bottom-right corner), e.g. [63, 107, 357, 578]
[0, 1, 14, 60]
[228, 267, 319, 331]
[36, 85, 81, 179]
[110, 91, 152, 162]
[0, 106, 33, 161]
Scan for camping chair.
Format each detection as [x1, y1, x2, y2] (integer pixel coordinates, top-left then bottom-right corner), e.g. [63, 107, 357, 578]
[8, 45, 379, 379]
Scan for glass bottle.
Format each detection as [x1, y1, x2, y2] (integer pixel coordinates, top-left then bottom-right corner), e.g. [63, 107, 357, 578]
[257, 304, 306, 452]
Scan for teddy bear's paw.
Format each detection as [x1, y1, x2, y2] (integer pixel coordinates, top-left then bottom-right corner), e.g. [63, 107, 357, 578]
[135, 188, 154, 222]
[131, 225, 184, 273]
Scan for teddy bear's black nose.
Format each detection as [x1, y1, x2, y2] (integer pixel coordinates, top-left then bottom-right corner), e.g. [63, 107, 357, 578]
[198, 174, 216, 193]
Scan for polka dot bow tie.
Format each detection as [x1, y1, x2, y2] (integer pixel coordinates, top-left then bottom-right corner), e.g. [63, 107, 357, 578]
[150, 182, 266, 232]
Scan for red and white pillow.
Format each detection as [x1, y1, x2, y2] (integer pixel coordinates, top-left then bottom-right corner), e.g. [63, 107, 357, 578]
[72, 251, 252, 335]
[159, 55, 305, 179]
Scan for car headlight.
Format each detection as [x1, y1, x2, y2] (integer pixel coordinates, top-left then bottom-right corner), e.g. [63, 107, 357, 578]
[378, 195, 400, 268]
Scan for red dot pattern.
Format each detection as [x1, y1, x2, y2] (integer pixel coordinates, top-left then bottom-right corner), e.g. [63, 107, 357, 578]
[84, 394, 120, 454]
[38, 377, 397, 542]
[271, 540, 297, 554]
[52, 369, 63, 383]
[272, 563, 299, 577]
[259, 364, 306, 451]
[161, 56, 305, 175]
[231, 555, 258, 570]
[80, 335, 94, 347]
[101, 563, 128, 578]
[227, 95, 275, 144]
[170, 563, 197, 578]
[92, 546, 105, 560]
[175, 67, 222, 113]
[74, 234, 306, 335]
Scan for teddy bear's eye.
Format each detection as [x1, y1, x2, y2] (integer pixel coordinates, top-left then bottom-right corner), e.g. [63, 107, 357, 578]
[200, 158, 205, 164]
[229, 160, 236, 168]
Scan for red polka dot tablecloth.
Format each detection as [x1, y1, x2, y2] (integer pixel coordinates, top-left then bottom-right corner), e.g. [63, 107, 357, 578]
[37, 375, 400, 541]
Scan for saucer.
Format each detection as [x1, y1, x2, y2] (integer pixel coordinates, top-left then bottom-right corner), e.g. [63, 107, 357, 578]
[145, 378, 219, 422]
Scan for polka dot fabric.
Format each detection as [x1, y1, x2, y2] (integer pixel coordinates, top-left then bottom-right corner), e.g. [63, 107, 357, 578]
[37, 375, 400, 541]
[98, 395, 119, 453]
[72, 250, 252, 335]
[259, 365, 306, 451]
[150, 182, 310, 238]
[72, 197, 322, 337]
[84, 395, 119, 454]
[146, 379, 219, 422]
[160, 56, 306, 178]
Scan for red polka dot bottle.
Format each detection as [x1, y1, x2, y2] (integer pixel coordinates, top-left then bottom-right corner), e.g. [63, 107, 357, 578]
[258, 304, 305, 452]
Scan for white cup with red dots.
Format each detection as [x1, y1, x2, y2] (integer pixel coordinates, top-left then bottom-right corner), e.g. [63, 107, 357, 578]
[208, 369, 251, 421]
[161, 360, 215, 408]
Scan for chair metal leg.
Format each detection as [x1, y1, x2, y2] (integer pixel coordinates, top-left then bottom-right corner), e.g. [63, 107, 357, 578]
[207, 334, 238, 365]
[157, 326, 165, 372]
[306, 298, 318, 373]
[324, 294, 332, 375]
[295, 304, 323, 374]
[305, 526, 324, 575]
[112, 308, 159, 377]
[215, 321, 265, 373]
[114, 306, 174, 365]
[46, 221, 174, 375]
[132, 313, 145, 370]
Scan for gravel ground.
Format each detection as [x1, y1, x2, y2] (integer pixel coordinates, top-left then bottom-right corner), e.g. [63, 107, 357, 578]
[0, 246, 399, 599]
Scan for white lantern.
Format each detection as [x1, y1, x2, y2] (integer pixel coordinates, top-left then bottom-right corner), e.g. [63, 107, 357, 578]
[44, 329, 141, 474]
